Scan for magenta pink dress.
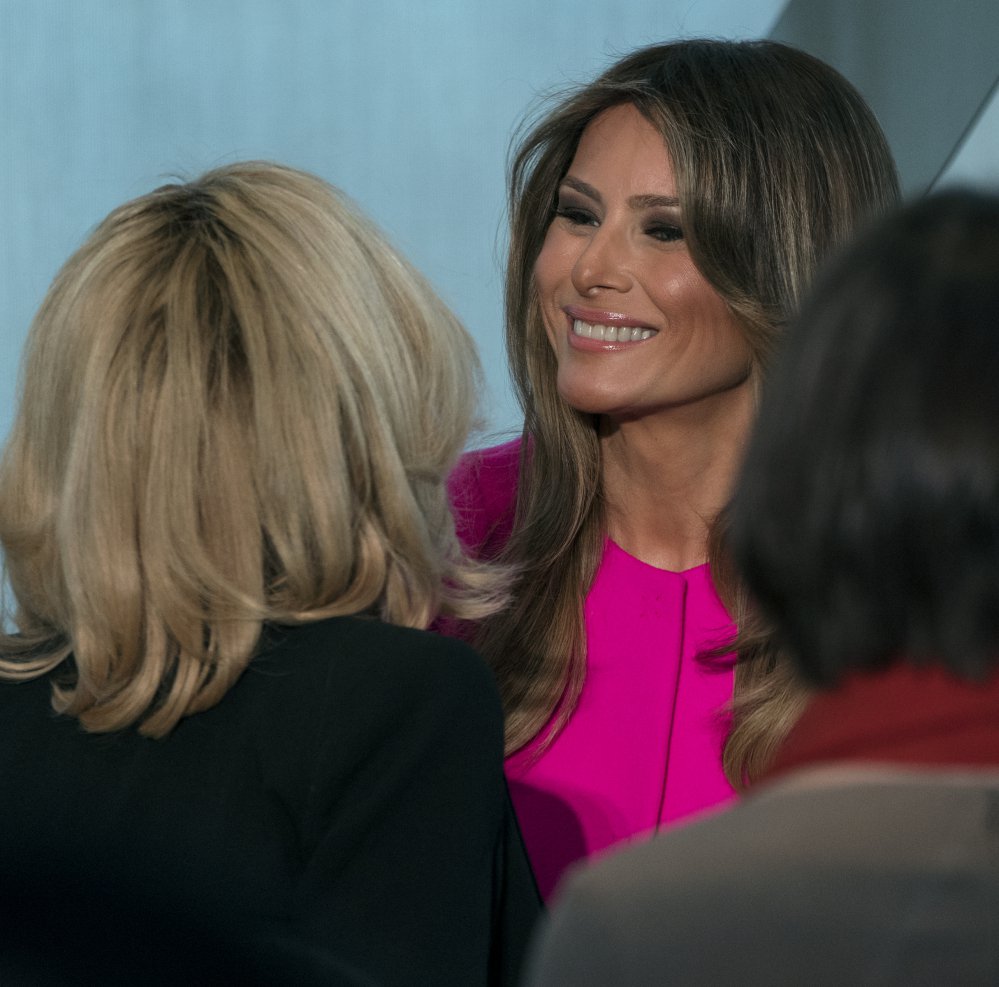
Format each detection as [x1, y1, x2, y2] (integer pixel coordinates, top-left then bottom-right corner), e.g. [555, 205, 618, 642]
[449, 439, 737, 899]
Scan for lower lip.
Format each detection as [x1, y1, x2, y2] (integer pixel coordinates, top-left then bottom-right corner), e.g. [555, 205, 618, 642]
[567, 329, 657, 352]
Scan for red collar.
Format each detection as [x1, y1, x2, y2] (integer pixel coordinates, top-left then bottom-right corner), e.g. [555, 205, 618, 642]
[763, 662, 999, 783]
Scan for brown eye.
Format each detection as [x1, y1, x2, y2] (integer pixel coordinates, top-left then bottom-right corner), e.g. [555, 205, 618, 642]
[555, 205, 598, 227]
[646, 223, 683, 242]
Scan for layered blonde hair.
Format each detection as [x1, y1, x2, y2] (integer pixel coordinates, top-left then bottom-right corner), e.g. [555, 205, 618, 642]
[0, 161, 505, 736]
[477, 40, 899, 782]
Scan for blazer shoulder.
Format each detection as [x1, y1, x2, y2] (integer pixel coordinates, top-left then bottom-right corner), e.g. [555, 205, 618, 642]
[255, 616, 500, 721]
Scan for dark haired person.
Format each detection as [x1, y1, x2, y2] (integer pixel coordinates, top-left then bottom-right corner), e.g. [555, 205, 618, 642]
[526, 189, 999, 985]
[447, 37, 899, 897]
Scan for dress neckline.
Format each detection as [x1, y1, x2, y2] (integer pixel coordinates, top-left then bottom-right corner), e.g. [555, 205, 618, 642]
[605, 537, 710, 577]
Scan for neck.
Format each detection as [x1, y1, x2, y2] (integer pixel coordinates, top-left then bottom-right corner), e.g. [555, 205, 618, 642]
[598, 385, 753, 571]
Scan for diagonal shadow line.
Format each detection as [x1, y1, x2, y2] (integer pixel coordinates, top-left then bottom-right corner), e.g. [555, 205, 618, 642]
[929, 69, 999, 191]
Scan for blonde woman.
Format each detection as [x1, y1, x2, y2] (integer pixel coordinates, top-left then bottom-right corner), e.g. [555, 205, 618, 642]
[448, 39, 900, 898]
[0, 162, 539, 984]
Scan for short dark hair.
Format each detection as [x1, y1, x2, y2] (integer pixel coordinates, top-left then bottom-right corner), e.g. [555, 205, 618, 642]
[731, 188, 999, 684]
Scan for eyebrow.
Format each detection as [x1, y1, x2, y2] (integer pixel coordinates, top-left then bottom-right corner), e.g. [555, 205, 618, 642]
[560, 175, 680, 210]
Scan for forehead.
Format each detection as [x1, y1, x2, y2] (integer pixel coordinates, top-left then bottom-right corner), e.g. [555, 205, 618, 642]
[568, 103, 677, 197]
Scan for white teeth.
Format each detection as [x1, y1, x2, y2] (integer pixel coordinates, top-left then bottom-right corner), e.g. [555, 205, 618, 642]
[572, 319, 656, 342]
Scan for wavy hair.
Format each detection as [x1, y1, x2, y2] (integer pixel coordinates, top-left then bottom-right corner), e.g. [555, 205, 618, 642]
[476, 39, 899, 779]
[0, 161, 506, 736]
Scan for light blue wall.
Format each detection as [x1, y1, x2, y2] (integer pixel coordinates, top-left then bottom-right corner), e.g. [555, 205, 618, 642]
[1, 0, 782, 445]
[939, 84, 999, 189]
[4, 1, 996, 449]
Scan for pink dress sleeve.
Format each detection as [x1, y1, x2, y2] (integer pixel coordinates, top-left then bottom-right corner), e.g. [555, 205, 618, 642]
[447, 438, 521, 560]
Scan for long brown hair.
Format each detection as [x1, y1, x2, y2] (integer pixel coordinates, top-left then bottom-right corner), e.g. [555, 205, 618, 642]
[476, 40, 899, 781]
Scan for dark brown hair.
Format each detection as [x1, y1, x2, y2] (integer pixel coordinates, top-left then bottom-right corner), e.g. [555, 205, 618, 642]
[477, 39, 900, 780]
[733, 189, 999, 684]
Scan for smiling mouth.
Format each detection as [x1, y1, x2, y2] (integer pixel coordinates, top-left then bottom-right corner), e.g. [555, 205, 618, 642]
[572, 318, 657, 342]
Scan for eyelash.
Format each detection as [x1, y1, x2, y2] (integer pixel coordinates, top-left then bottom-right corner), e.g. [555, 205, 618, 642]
[646, 223, 684, 243]
[553, 205, 684, 243]
[554, 205, 597, 226]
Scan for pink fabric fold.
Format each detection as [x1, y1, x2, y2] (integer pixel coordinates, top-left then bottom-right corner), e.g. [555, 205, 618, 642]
[448, 440, 737, 898]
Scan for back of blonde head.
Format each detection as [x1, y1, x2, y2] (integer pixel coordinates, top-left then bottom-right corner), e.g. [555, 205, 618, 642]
[0, 162, 501, 736]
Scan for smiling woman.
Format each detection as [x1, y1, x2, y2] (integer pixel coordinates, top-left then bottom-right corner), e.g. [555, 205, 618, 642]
[446, 39, 900, 899]
[536, 103, 753, 425]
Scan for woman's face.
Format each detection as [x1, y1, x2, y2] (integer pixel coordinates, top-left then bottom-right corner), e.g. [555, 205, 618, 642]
[533, 102, 752, 423]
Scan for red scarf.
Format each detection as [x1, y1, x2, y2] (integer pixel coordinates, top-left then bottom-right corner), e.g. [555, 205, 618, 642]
[763, 662, 999, 783]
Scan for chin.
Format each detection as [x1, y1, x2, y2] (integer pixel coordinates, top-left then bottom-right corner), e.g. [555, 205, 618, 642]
[556, 377, 630, 417]
[559, 393, 626, 418]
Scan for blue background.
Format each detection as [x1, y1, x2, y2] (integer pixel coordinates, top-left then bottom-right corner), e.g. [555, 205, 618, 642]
[2, 0, 996, 443]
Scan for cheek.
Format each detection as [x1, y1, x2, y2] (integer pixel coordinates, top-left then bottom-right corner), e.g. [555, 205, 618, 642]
[720, 324, 753, 374]
[666, 269, 749, 359]
[704, 293, 752, 368]
[546, 323, 559, 355]
[533, 226, 573, 303]
[533, 236, 568, 351]
[699, 309, 752, 376]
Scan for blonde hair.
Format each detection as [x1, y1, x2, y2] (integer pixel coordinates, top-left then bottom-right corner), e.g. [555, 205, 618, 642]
[479, 40, 899, 777]
[0, 161, 505, 736]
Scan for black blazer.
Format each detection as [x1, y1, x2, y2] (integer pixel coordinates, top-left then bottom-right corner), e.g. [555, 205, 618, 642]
[0, 616, 540, 985]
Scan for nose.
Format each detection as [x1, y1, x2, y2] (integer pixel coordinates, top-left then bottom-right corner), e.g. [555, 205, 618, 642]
[570, 225, 633, 296]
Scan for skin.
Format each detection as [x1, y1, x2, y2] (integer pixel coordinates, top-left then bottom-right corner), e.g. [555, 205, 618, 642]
[533, 103, 756, 571]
